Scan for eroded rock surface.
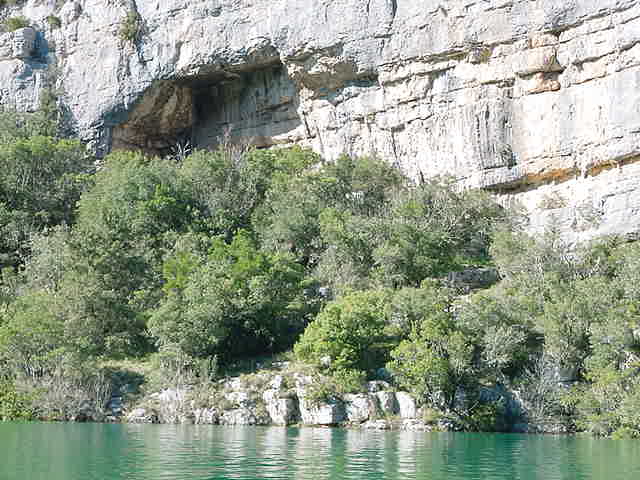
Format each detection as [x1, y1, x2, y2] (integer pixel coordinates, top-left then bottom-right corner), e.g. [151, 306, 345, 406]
[343, 393, 379, 423]
[121, 372, 431, 429]
[0, 27, 36, 61]
[2, 0, 640, 238]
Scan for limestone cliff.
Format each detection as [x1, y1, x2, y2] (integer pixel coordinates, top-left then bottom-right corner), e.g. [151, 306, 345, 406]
[1, 0, 640, 240]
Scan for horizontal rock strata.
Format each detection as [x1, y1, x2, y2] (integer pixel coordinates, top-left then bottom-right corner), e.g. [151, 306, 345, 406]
[1, 0, 639, 238]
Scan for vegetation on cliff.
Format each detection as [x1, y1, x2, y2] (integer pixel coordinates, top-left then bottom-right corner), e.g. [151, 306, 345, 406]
[0, 109, 638, 436]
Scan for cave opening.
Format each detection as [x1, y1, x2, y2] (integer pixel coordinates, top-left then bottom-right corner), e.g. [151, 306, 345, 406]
[110, 61, 302, 158]
[190, 62, 301, 150]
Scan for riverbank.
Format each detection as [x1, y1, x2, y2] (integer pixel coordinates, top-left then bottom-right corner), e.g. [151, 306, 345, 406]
[2, 130, 638, 438]
[76, 359, 570, 435]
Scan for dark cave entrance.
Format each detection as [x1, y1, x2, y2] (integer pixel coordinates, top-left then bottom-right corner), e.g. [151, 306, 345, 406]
[110, 62, 301, 157]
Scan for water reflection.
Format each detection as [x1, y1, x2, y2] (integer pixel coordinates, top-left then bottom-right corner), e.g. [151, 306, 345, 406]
[1, 423, 640, 480]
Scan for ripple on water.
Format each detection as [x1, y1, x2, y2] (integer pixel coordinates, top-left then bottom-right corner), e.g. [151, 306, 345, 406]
[1, 423, 640, 480]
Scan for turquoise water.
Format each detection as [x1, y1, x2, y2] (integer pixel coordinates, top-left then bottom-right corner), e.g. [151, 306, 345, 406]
[1, 423, 639, 479]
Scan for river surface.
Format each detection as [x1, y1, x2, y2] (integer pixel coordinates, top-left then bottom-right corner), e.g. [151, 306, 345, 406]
[1, 423, 639, 479]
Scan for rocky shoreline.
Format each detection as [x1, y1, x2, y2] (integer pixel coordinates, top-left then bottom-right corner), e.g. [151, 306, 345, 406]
[120, 375, 429, 431]
[87, 365, 570, 435]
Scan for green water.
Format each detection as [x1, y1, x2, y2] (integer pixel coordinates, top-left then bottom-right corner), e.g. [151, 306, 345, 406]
[1, 423, 639, 480]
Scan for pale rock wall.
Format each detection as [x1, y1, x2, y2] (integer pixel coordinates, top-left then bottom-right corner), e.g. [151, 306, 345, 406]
[123, 379, 417, 427]
[1, 0, 640, 238]
[0, 26, 45, 110]
[0, 27, 36, 60]
[192, 64, 301, 148]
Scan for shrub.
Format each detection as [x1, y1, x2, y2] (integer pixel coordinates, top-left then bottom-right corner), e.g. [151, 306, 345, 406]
[330, 368, 366, 396]
[3, 16, 29, 32]
[254, 153, 403, 275]
[0, 0, 22, 7]
[180, 147, 296, 238]
[465, 401, 507, 432]
[17, 357, 113, 421]
[0, 380, 36, 421]
[388, 282, 476, 412]
[313, 175, 507, 293]
[46, 15, 61, 29]
[149, 230, 313, 361]
[0, 134, 91, 270]
[422, 407, 443, 425]
[302, 369, 365, 406]
[372, 178, 506, 287]
[145, 346, 218, 393]
[294, 289, 392, 374]
[119, 11, 141, 43]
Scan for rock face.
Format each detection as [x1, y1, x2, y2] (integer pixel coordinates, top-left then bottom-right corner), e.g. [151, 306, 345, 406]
[447, 267, 500, 291]
[262, 375, 299, 425]
[0, 24, 45, 111]
[121, 373, 428, 428]
[0, 27, 36, 61]
[107, 371, 569, 433]
[395, 392, 417, 419]
[343, 393, 378, 423]
[126, 407, 159, 424]
[2, 0, 640, 238]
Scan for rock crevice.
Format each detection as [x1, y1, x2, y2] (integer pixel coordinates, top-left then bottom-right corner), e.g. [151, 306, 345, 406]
[2, 0, 640, 239]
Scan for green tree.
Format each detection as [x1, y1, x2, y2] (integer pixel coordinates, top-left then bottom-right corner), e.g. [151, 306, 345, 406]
[373, 178, 506, 287]
[59, 151, 199, 356]
[179, 146, 317, 240]
[567, 241, 640, 436]
[150, 231, 313, 361]
[0, 380, 36, 421]
[388, 282, 476, 413]
[0, 290, 66, 379]
[314, 176, 505, 293]
[20, 226, 72, 292]
[254, 154, 404, 271]
[0, 135, 91, 268]
[315, 208, 382, 292]
[294, 289, 392, 375]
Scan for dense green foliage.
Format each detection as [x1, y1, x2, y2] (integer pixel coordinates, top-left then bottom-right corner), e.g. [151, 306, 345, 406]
[2, 16, 29, 32]
[150, 231, 313, 361]
[46, 15, 61, 29]
[388, 282, 476, 413]
[295, 289, 392, 375]
[0, 380, 35, 421]
[0, 108, 638, 435]
[0, 113, 91, 269]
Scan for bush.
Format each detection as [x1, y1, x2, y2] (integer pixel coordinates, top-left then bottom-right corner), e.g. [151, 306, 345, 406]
[149, 230, 314, 361]
[145, 346, 218, 393]
[0, 290, 66, 379]
[0, 135, 91, 269]
[294, 289, 392, 374]
[422, 407, 443, 426]
[302, 369, 365, 406]
[313, 176, 506, 293]
[3, 16, 28, 32]
[0, 109, 57, 142]
[16, 355, 113, 421]
[387, 282, 476, 413]
[0, 380, 36, 421]
[65, 151, 196, 356]
[372, 178, 506, 287]
[119, 11, 141, 43]
[254, 154, 403, 275]
[180, 147, 302, 238]
[465, 401, 506, 432]
[46, 15, 61, 29]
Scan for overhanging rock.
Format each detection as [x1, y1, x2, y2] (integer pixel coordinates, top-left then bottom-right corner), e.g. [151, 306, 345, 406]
[2, 0, 640, 241]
